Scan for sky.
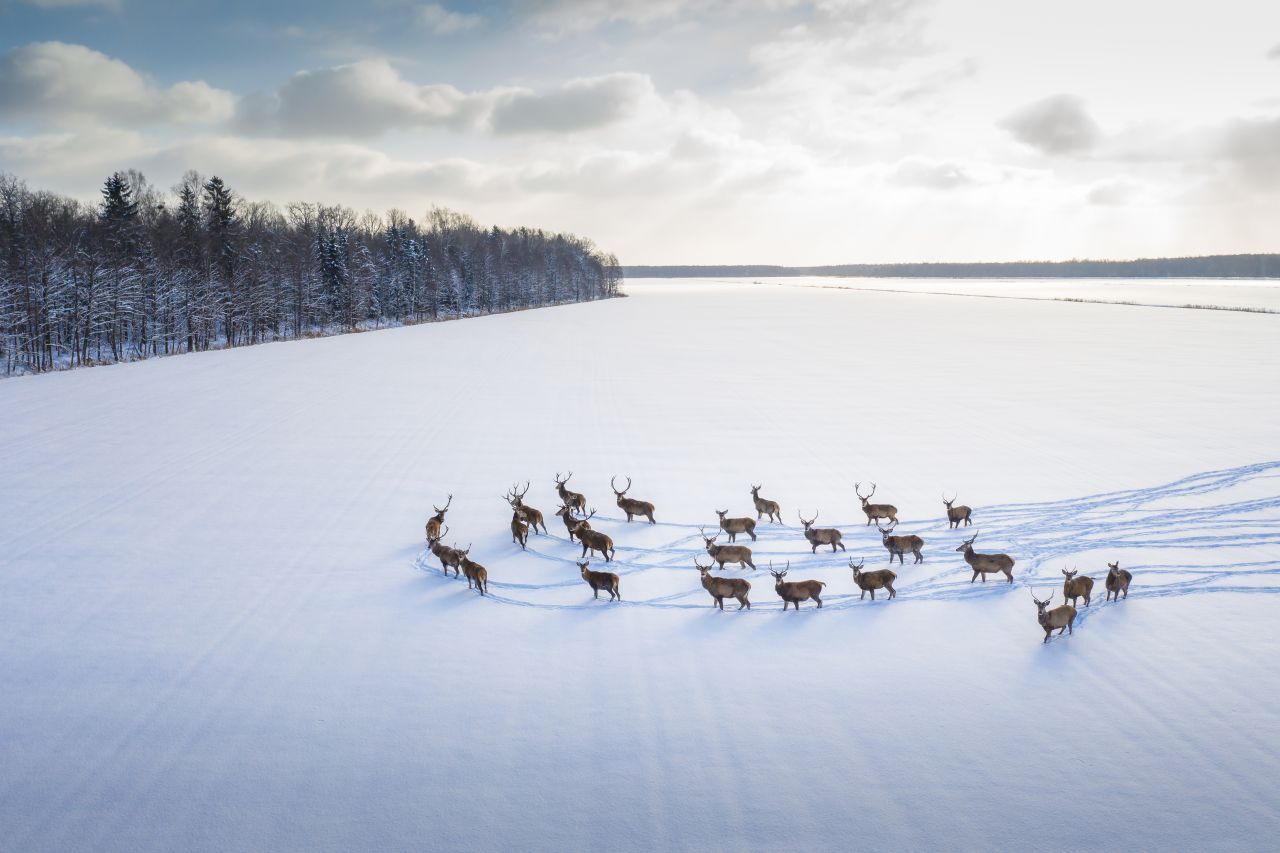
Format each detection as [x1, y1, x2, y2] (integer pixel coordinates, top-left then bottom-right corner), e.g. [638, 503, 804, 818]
[1, 0, 1278, 264]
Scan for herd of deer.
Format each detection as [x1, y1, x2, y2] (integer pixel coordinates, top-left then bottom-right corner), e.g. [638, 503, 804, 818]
[423, 477, 1136, 641]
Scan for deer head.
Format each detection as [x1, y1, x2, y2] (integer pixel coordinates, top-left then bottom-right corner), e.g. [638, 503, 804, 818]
[1031, 589, 1054, 615]
[877, 521, 899, 540]
[699, 526, 719, 548]
[431, 494, 452, 518]
[855, 482, 876, 505]
[554, 471, 574, 488]
[797, 510, 818, 531]
[1062, 568, 1079, 581]
[611, 475, 631, 499]
[848, 557, 865, 579]
[768, 560, 790, 583]
[956, 532, 978, 552]
[942, 492, 957, 509]
[694, 558, 713, 577]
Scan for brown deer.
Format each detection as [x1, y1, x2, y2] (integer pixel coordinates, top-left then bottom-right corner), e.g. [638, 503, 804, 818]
[770, 561, 825, 610]
[612, 476, 656, 524]
[877, 521, 923, 564]
[849, 558, 897, 600]
[855, 482, 898, 526]
[750, 484, 782, 523]
[715, 509, 757, 542]
[507, 500, 529, 550]
[578, 560, 620, 601]
[460, 555, 489, 595]
[1062, 567, 1095, 608]
[942, 493, 972, 528]
[696, 559, 752, 610]
[554, 472, 586, 514]
[507, 482, 546, 534]
[798, 510, 845, 553]
[428, 526, 463, 577]
[425, 494, 451, 542]
[1032, 589, 1077, 643]
[555, 503, 587, 542]
[699, 527, 756, 571]
[1105, 561, 1132, 601]
[570, 510, 615, 562]
[956, 533, 1014, 583]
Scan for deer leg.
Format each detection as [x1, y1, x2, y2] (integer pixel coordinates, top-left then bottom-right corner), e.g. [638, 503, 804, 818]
[749, 530, 757, 541]
[815, 596, 822, 608]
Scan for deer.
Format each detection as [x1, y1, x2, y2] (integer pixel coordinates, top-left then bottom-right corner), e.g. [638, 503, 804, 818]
[507, 482, 546, 534]
[715, 509, 757, 542]
[696, 559, 752, 610]
[956, 533, 1014, 583]
[1105, 561, 1132, 601]
[428, 526, 464, 577]
[507, 500, 529, 550]
[877, 521, 923, 565]
[1032, 589, 1077, 643]
[611, 476, 656, 524]
[1062, 567, 1095, 608]
[460, 555, 489, 595]
[798, 510, 845, 553]
[578, 560, 620, 601]
[770, 561, 825, 610]
[555, 503, 587, 542]
[849, 558, 897, 600]
[750, 484, 782, 523]
[942, 493, 972, 528]
[553, 472, 586, 514]
[570, 509, 615, 562]
[855, 482, 897, 526]
[425, 494, 452, 542]
[699, 527, 756, 571]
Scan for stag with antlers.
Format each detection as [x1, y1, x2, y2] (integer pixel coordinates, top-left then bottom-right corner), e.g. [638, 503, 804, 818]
[770, 561, 825, 610]
[425, 494, 452, 543]
[506, 482, 546, 535]
[553, 472, 587, 514]
[696, 559, 752, 610]
[1032, 589, 1077, 643]
[877, 521, 923, 565]
[506, 497, 529, 550]
[956, 532, 1014, 583]
[850, 558, 897, 600]
[700, 527, 756, 571]
[750, 484, 782, 524]
[571, 509, 615, 562]
[798, 510, 845, 553]
[612, 476, 657, 524]
[855, 482, 898, 526]
[555, 503, 587, 542]
[942, 493, 972, 528]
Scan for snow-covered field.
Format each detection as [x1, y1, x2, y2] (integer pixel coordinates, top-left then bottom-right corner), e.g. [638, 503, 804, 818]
[2, 278, 1278, 851]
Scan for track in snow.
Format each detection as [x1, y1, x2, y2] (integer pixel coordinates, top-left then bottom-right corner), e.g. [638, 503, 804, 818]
[414, 460, 1280, 616]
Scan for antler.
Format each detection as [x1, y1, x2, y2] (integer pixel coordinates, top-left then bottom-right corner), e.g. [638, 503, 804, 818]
[855, 482, 876, 500]
[942, 492, 956, 504]
[797, 509, 814, 526]
[516, 481, 530, 500]
[583, 507, 596, 521]
[849, 557, 864, 570]
[554, 471, 563, 484]
[694, 557, 711, 570]
[611, 475, 630, 495]
[433, 493, 452, 513]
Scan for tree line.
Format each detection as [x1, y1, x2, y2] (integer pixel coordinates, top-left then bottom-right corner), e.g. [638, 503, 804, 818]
[626, 255, 1280, 279]
[1, 171, 622, 376]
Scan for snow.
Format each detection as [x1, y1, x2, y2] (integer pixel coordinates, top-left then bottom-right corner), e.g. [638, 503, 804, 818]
[2, 278, 1278, 851]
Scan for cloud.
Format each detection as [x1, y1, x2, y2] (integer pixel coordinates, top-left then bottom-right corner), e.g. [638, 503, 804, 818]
[1217, 115, 1280, 189]
[0, 41, 233, 126]
[999, 94, 1101, 156]
[416, 3, 484, 35]
[1086, 178, 1142, 206]
[490, 73, 656, 134]
[237, 60, 658, 138]
[234, 59, 488, 137]
[886, 157, 973, 189]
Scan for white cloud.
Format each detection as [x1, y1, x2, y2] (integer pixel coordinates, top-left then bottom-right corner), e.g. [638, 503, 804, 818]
[236, 60, 659, 138]
[416, 3, 484, 35]
[490, 73, 656, 134]
[0, 41, 233, 126]
[886, 157, 973, 189]
[1086, 178, 1142, 206]
[999, 94, 1101, 156]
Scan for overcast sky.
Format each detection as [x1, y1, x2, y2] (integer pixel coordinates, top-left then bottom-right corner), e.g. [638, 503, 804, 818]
[2, 0, 1278, 264]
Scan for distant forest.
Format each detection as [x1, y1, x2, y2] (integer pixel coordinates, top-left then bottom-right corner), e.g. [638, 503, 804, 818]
[1, 171, 621, 376]
[627, 255, 1280, 279]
